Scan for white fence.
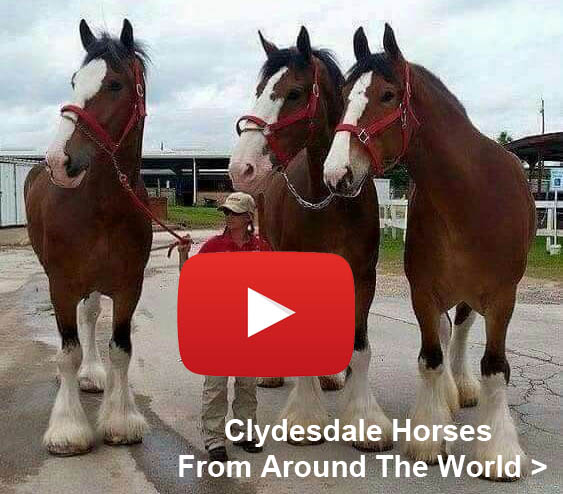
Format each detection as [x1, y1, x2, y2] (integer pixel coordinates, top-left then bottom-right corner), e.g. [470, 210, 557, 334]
[380, 199, 562, 251]
[0, 160, 35, 227]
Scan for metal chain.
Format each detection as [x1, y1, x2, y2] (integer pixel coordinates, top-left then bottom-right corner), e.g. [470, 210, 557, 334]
[278, 168, 335, 210]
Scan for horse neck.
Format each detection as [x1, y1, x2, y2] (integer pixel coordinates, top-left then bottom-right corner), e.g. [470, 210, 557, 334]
[305, 82, 343, 198]
[405, 66, 479, 201]
[87, 125, 144, 196]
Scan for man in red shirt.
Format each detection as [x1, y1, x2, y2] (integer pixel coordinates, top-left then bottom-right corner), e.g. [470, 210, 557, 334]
[178, 192, 269, 462]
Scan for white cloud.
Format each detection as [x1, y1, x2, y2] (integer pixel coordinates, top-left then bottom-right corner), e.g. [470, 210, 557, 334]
[0, 0, 561, 153]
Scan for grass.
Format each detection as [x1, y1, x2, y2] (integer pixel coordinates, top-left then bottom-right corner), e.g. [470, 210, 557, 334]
[168, 207, 563, 281]
[525, 237, 563, 281]
[377, 235, 563, 281]
[168, 206, 224, 229]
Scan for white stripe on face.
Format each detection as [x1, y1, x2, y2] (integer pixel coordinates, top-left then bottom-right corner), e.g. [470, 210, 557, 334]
[229, 67, 289, 191]
[246, 67, 288, 128]
[324, 71, 373, 187]
[46, 59, 107, 183]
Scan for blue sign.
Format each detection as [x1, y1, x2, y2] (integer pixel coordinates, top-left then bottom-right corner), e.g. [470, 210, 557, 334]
[551, 169, 563, 192]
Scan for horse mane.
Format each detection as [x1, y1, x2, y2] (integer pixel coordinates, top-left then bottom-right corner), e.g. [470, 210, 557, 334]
[347, 53, 467, 116]
[260, 48, 345, 92]
[82, 31, 150, 74]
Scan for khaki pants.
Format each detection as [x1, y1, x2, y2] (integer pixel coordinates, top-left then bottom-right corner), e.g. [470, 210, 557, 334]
[201, 376, 257, 450]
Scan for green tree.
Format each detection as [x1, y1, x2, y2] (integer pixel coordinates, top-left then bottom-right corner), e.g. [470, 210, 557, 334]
[497, 131, 513, 146]
[384, 163, 410, 198]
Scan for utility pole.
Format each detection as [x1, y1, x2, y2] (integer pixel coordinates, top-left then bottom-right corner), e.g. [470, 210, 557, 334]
[540, 98, 545, 134]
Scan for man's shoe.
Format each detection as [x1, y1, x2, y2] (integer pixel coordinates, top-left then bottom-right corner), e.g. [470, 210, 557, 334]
[234, 439, 263, 453]
[208, 446, 228, 462]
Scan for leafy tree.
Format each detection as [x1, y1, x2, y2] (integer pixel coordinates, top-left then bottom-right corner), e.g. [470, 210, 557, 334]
[384, 163, 410, 198]
[497, 131, 513, 146]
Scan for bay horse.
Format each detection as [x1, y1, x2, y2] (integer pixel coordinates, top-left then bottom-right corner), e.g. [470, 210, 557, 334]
[24, 19, 152, 455]
[323, 24, 536, 479]
[229, 27, 391, 451]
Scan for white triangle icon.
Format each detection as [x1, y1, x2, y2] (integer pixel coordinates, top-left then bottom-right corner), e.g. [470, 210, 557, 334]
[247, 288, 295, 338]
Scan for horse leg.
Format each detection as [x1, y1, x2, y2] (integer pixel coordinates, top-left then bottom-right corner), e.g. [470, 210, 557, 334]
[474, 289, 528, 480]
[449, 302, 480, 407]
[339, 275, 392, 451]
[44, 289, 94, 456]
[98, 286, 147, 445]
[319, 372, 346, 391]
[404, 293, 459, 463]
[77, 292, 106, 392]
[257, 377, 284, 388]
[279, 376, 328, 445]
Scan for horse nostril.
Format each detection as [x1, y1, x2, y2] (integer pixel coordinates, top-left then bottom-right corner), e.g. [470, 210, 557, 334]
[243, 163, 255, 179]
[334, 166, 353, 193]
[65, 156, 81, 178]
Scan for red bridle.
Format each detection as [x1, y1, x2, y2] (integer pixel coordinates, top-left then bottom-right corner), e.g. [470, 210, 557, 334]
[57, 58, 190, 250]
[335, 63, 419, 177]
[60, 59, 146, 156]
[235, 64, 320, 169]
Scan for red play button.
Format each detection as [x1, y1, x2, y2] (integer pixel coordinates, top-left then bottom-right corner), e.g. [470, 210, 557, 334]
[177, 252, 354, 376]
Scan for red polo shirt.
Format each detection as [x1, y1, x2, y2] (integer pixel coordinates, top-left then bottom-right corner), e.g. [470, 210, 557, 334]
[198, 231, 271, 254]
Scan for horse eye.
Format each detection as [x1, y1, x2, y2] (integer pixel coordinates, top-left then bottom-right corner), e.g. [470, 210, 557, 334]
[381, 91, 395, 102]
[287, 90, 301, 101]
[108, 80, 123, 92]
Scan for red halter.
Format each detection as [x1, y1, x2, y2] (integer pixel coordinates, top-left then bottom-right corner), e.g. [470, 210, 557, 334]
[60, 59, 146, 156]
[235, 64, 320, 169]
[335, 63, 419, 177]
[57, 59, 191, 251]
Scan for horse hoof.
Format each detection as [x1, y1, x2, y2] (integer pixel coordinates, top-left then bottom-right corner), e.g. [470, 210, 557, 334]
[257, 377, 284, 388]
[79, 377, 104, 393]
[457, 381, 480, 408]
[47, 443, 93, 457]
[104, 436, 143, 446]
[319, 373, 345, 391]
[353, 438, 394, 452]
[287, 436, 325, 446]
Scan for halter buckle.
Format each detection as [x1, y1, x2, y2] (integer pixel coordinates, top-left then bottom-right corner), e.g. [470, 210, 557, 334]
[312, 83, 320, 97]
[136, 83, 144, 97]
[263, 125, 272, 136]
[358, 129, 370, 144]
[400, 103, 408, 129]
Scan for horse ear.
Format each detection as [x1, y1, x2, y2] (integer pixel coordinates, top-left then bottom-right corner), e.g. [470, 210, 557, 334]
[79, 19, 96, 51]
[296, 26, 312, 62]
[120, 19, 135, 51]
[383, 23, 403, 61]
[258, 30, 278, 58]
[353, 26, 371, 61]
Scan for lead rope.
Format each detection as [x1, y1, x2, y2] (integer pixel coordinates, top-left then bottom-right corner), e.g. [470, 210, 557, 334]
[70, 118, 191, 258]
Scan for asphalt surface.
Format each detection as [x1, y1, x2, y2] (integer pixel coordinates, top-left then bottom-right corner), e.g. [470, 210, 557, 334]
[0, 231, 561, 494]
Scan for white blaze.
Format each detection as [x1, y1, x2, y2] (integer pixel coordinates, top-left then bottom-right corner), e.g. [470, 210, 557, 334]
[324, 71, 373, 187]
[46, 59, 107, 187]
[229, 67, 288, 190]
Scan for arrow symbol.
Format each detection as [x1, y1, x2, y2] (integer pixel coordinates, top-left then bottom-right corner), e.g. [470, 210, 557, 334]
[531, 459, 547, 476]
[247, 288, 295, 338]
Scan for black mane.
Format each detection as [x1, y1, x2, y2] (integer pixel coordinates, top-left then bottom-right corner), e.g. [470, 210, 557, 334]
[347, 52, 466, 115]
[82, 32, 149, 74]
[260, 48, 344, 91]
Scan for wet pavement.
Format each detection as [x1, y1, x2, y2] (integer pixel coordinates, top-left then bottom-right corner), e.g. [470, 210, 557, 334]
[0, 232, 561, 493]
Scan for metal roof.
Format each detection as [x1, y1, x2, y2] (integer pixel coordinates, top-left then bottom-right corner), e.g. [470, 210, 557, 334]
[505, 132, 563, 164]
[0, 150, 231, 160]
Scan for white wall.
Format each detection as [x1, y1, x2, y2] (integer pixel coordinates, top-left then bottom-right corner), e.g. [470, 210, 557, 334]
[0, 162, 34, 227]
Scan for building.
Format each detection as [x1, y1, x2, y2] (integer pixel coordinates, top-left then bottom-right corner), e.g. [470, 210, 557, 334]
[0, 149, 233, 226]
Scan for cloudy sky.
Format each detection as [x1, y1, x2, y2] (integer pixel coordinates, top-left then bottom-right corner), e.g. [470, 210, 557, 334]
[0, 0, 561, 154]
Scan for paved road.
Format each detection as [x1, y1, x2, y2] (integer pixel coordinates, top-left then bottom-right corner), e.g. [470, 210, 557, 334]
[0, 232, 561, 493]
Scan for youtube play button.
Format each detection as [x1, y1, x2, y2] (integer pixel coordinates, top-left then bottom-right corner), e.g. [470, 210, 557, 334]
[247, 288, 295, 338]
[178, 252, 354, 376]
